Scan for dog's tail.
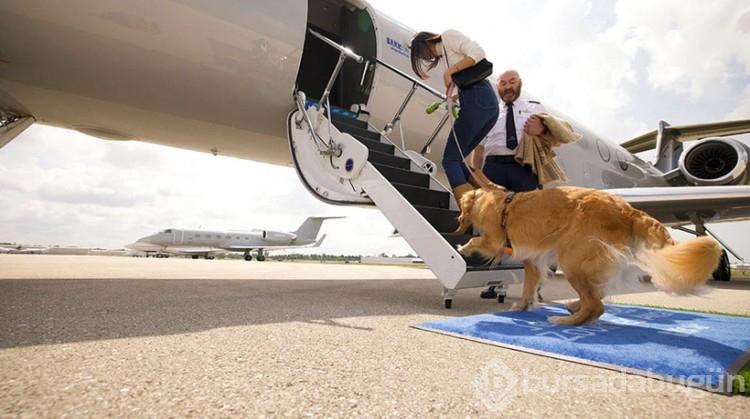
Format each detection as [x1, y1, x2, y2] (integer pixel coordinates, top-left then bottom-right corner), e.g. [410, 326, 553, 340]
[636, 235, 722, 294]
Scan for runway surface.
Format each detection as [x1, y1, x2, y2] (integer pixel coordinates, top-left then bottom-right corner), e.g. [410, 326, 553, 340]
[1, 255, 748, 417]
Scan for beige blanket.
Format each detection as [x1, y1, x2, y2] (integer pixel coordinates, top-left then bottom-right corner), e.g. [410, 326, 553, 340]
[515, 113, 580, 185]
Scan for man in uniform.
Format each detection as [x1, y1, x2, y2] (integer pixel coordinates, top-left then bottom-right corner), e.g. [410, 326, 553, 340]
[472, 69, 563, 299]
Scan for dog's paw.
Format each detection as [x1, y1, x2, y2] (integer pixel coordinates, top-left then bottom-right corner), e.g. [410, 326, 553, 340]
[510, 300, 533, 311]
[547, 315, 569, 325]
[456, 244, 472, 256]
[566, 300, 581, 314]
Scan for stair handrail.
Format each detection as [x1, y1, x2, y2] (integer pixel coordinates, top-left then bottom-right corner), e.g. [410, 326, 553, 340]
[307, 28, 363, 110]
[304, 29, 450, 157]
[366, 57, 450, 155]
[294, 92, 331, 154]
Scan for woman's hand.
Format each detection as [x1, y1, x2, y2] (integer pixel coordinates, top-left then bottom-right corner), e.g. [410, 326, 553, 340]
[443, 68, 455, 89]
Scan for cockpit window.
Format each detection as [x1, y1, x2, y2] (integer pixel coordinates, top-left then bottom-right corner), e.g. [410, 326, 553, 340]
[160, 229, 173, 234]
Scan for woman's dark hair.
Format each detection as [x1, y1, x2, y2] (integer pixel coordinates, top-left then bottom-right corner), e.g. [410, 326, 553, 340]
[410, 31, 441, 79]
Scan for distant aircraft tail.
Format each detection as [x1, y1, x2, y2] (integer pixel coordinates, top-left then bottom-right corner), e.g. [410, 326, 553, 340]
[292, 217, 343, 242]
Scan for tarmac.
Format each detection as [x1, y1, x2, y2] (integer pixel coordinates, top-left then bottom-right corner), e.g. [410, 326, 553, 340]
[1, 255, 748, 418]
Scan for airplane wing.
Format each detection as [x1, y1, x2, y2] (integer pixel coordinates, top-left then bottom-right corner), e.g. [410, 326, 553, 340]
[620, 119, 750, 153]
[167, 247, 224, 255]
[222, 235, 327, 251]
[606, 185, 750, 226]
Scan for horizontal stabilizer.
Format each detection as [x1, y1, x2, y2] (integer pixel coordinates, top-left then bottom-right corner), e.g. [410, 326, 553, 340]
[621, 119, 750, 154]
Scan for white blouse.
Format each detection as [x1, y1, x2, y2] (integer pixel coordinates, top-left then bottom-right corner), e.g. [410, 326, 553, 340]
[438, 29, 486, 69]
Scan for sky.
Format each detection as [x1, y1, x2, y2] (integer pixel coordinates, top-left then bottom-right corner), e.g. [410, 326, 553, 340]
[1, 0, 749, 259]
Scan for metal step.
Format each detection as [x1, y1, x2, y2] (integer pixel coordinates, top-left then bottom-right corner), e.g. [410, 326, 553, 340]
[413, 205, 460, 232]
[368, 150, 411, 170]
[393, 183, 451, 209]
[373, 163, 430, 189]
[330, 110, 368, 130]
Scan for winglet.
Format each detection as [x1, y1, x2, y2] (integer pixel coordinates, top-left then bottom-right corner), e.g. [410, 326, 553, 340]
[312, 234, 327, 247]
[620, 119, 750, 154]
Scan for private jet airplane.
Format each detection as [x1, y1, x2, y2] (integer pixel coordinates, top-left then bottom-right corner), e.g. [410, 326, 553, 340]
[1, 1, 749, 307]
[130, 216, 337, 261]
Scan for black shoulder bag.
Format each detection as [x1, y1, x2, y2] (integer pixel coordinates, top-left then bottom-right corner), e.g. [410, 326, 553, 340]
[444, 45, 493, 89]
[451, 58, 493, 89]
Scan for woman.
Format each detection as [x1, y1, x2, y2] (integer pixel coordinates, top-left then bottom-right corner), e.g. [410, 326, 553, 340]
[410, 30, 499, 200]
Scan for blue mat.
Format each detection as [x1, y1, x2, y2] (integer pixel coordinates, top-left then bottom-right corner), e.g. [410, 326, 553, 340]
[416, 304, 750, 393]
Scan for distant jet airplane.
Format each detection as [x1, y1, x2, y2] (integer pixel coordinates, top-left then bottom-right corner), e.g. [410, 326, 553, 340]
[123, 241, 183, 258]
[130, 216, 341, 261]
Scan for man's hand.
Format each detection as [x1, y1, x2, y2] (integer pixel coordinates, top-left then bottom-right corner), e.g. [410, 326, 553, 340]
[525, 114, 561, 146]
[523, 114, 546, 135]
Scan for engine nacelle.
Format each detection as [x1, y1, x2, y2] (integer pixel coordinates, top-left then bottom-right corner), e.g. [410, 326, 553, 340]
[678, 137, 750, 186]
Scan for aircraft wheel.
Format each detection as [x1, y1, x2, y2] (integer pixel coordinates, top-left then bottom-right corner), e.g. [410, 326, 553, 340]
[444, 299, 452, 309]
[191, 255, 199, 259]
[257, 256, 266, 262]
[497, 295, 505, 304]
[244, 255, 253, 261]
[712, 250, 731, 281]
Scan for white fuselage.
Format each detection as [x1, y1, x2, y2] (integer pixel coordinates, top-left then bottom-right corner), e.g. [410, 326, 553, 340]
[0, 0, 666, 190]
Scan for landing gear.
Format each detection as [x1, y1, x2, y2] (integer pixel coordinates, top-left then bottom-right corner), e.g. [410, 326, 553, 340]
[713, 249, 731, 282]
[257, 255, 266, 262]
[244, 252, 253, 261]
[676, 216, 737, 282]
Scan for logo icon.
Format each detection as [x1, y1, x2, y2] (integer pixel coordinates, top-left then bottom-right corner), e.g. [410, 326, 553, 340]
[474, 358, 518, 412]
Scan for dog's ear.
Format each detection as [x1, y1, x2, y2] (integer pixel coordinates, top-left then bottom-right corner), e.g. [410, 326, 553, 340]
[455, 190, 478, 234]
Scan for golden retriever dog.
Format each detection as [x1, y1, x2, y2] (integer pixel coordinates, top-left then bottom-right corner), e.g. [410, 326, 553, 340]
[456, 186, 722, 325]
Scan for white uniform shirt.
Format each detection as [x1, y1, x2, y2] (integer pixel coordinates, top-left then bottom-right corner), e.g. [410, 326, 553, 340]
[480, 98, 547, 157]
[438, 29, 486, 70]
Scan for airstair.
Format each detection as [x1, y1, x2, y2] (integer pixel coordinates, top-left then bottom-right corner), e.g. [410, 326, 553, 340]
[287, 29, 524, 307]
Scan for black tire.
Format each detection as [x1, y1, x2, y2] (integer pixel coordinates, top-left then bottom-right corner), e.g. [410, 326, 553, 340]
[244, 255, 253, 261]
[497, 295, 505, 304]
[257, 256, 266, 262]
[712, 250, 731, 282]
[444, 299, 452, 309]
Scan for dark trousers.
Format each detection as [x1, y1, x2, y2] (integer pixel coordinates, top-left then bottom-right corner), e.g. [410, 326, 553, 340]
[442, 79, 499, 188]
[482, 158, 540, 192]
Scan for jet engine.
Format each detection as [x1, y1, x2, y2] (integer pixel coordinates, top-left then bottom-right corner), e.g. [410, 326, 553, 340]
[678, 137, 750, 186]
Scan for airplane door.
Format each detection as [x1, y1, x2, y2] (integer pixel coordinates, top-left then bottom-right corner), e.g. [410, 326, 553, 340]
[173, 230, 184, 245]
[296, 0, 376, 110]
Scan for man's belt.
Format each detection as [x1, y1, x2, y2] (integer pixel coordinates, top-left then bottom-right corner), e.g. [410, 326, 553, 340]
[486, 155, 516, 164]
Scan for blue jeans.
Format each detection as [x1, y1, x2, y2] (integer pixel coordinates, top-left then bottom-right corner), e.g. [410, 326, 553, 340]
[442, 79, 499, 188]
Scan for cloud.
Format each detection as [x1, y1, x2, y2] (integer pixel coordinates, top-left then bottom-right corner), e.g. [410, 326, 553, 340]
[612, 0, 750, 101]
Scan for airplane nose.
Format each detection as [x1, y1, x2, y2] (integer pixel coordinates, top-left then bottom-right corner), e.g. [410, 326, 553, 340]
[138, 234, 158, 244]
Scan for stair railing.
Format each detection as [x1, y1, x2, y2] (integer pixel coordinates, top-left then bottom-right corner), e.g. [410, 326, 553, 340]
[366, 58, 449, 155]
[304, 29, 451, 157]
